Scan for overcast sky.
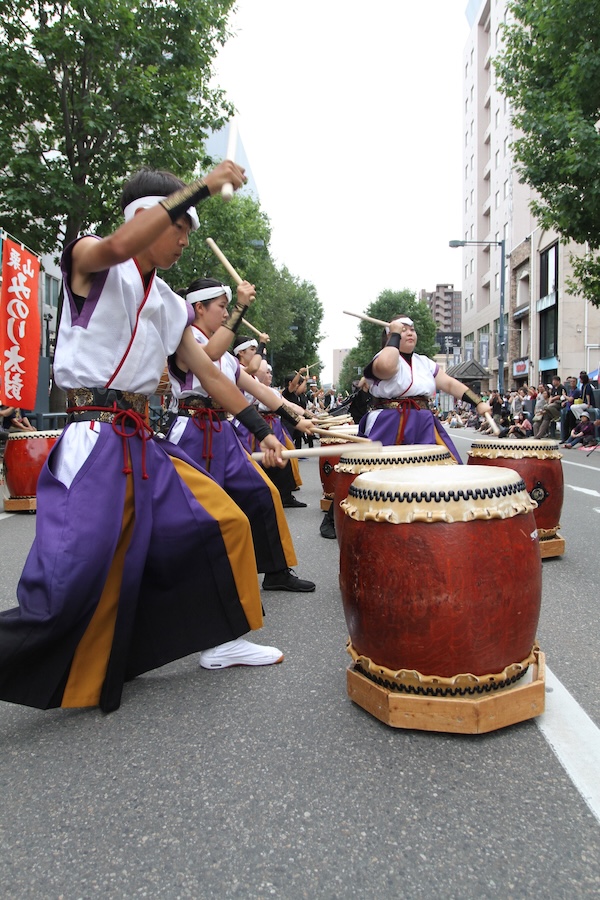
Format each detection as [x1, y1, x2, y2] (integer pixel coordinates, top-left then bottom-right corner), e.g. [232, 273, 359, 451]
[212, 1, 470, 381]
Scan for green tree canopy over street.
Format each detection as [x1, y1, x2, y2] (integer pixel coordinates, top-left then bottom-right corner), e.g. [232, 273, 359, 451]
[495, 0, 600, 307]
[337, 290, 438, 393]
[0, 0, 236, 252]
[0, 0, 323, 378]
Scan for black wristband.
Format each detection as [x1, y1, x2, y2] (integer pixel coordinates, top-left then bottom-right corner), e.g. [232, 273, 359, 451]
[236, 404, 273, 442]
[277, 403, 301, 428]
[159, 178, 210, 223]
[256, 341, 266, 357]
[462, 389, 482, 408]
[386, 333, 401, 350]
[224, 302, 247, 334]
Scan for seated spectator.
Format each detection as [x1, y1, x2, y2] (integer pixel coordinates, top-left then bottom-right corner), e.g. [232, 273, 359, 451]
[0, 406, 36, 432]
[533, 392, 561, 438]
[561, 411, 596, 447]
[507, 412, 533, 438]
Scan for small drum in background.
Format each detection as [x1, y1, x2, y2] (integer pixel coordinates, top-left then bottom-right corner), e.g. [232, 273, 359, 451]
[3, 430, 61, 511]
[467, 438, 565, 558]
[318, 424, 359, 511]
[339, 465, 541, 695]
[333, 443, 457, 541]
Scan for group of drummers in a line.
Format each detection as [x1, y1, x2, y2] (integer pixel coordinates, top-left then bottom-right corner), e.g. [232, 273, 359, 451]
[0, 159, 508, 717]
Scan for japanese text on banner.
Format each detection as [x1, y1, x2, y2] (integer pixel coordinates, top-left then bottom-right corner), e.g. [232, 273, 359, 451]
[0, 236, 41, 410]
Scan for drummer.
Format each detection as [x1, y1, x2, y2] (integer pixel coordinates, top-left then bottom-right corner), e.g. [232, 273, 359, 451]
[359, 315, 491, 460]
[165, 276, 316, 591]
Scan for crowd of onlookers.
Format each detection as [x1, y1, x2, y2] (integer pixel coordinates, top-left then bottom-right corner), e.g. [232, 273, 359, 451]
[441, 371, 600, 448]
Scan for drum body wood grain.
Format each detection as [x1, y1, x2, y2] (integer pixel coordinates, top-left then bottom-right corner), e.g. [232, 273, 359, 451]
[318, 425, 358, 508]
[4, 430, 61, 499]
[333, 443, 456, 541]
[339, 466, 541, 684]
[467, 438, 563, 538]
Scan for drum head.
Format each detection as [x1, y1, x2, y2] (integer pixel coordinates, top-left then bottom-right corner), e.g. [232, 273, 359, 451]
[337, 443, 455, 471]
[344, 464, 536, 524]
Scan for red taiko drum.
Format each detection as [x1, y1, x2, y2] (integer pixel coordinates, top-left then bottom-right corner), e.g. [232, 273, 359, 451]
[4, 430, 61, 499]
[333, 443, 456, 542]
[467, 438, 563, 539]
[339, 466, 542, 693]
[318, 425, 358, 507]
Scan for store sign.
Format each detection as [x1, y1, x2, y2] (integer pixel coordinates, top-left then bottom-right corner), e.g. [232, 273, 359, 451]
[513, 358, 529, 377]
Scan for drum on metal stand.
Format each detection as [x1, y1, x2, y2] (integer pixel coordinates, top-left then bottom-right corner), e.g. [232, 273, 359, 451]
[3, 430, 62, 512]
[340, 465, 545, 733]
[467, 437, 565, 558]
[333, 443, 456, 542]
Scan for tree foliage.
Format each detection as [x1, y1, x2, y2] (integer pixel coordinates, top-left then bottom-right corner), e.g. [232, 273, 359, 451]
[495, 0, 600, 306]
[0, 0, 235, 253]
[160, 192, 324, 386]
[0, 0, 324, 377]
[336, 290, 438, 393]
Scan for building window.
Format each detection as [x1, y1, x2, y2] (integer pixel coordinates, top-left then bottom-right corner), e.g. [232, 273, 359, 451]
[539, 306, 557, 358]
[540, 243, 558, 298]
[44, 274, 60, 308]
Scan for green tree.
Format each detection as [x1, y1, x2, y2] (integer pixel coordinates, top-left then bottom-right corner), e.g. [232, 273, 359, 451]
[337, 290, 437, 394]
[495, 0, 600, 306]
[0, 0, 235, 254]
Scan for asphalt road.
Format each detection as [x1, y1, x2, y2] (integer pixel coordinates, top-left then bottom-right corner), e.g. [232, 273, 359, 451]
[0, 430, 599, 899]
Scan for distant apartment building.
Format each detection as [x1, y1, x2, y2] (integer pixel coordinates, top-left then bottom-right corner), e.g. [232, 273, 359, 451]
[460, 0, 600, 388]
[332, 348, 351, 386]
[420, 283, 462, 334]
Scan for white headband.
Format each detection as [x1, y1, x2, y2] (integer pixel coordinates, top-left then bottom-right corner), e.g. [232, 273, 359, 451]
[385, 316, 414, 334]
[187, 285, 232, 305]
[234, 339, 258, 355]
[123, 194, 200, 231]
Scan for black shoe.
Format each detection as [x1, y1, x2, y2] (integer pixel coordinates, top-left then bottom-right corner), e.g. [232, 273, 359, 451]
[320, 513, 336, 540]
[262, 568, 316, 592]
[282, 496, 307, 508]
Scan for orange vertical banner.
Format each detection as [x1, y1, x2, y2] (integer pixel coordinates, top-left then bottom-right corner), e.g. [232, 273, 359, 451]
[0, 235, 41, 410]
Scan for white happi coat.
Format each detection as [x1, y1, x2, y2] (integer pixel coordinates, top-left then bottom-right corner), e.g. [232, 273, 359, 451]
[53, 238, 192, 486]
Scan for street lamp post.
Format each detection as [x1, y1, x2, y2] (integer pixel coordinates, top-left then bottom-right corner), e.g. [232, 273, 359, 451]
[449, 238, 506, 396]
[43, 313, 53, 358]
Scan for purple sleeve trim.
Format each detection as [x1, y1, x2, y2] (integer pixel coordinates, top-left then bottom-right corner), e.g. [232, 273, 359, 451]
[433, 363, 440, 377]
[60, 237, 110, 329]
[185, 301, 195, 327]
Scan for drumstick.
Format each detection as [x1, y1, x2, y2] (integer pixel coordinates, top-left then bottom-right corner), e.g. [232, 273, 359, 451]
[343, 310, 389, 328]
[221, 118, 238, 202]
[206, 237, 264, 337]
[251, 442, 383, 461]
[485, 412, 501, 436]
[206, 237, 244, 284]
[311, 426, 372, 443]
[241, 318, 262, 338]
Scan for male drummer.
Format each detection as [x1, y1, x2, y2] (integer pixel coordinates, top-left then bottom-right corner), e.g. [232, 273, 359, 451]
[0, 161, 291, 714]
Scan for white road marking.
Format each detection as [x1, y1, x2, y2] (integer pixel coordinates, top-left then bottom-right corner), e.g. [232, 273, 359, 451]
[537, 667, 600, 823]
[566, 485, 600, 498]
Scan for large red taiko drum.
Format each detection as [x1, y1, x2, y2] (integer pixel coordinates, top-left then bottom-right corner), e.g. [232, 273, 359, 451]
[4, 430, 61, 499]
[333, 443, 456, 542]
[339, 465, 542, 693]
[467, 438, 563, 540]
[318, 425, 358, 508]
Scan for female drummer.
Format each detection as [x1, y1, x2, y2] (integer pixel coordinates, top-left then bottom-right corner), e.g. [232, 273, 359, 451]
[165, 277, 316, 592]
[359, 315, 491, 461]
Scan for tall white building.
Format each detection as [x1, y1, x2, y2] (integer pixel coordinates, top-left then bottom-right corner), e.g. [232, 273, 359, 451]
[460, 0, 600, 389]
